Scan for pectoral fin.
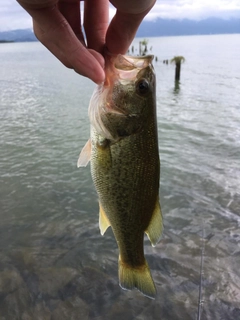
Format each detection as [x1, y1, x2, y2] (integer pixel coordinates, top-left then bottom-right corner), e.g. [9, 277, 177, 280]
[99, 203, 111, 236]
[77, 139, 91, 167]
[145, 197, 163, 247]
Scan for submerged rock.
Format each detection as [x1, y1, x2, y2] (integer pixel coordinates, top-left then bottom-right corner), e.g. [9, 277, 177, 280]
[31, 302, 52, 320]
[0, 270, 24, 296]
[74, 266, 121, 318]
[51, 296, 89, 320]
[37, 267, 79, 298]
[0, 286, 33, 319]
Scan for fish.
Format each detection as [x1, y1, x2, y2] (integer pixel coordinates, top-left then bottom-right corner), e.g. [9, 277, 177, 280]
[77, 52, 163, 299]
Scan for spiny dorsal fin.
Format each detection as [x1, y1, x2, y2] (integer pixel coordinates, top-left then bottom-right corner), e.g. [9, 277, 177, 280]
[99, 203, 111, 236]
[145, 197, 163, 247]
[77, 139, 91, 167]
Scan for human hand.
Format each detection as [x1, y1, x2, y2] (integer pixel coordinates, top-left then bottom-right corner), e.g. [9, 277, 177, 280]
[17, 0, 109, 84]
[17, 0, 155, 84]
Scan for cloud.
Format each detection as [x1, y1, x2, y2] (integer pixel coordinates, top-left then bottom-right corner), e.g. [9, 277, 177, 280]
[145, 0, 240, 20]
[0, 0, 32, 31]
[0, 0, 240, 31]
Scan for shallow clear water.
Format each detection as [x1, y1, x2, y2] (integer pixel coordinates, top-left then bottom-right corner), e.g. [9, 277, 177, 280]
[0, 34, 240, 319]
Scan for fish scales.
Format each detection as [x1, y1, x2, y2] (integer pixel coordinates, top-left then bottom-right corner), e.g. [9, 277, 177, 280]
[78, 53, 163, 299]
[91, 129, 159, 257]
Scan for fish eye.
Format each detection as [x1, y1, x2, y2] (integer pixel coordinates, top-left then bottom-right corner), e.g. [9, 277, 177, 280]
[136, 79, 149, 95]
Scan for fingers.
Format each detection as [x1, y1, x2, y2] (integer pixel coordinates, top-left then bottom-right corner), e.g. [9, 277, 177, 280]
[106, 1, 155, 54]
[21, 3, 105, 83]
[105, 10, 145, 54]
[84, 0, 109, 53]
[33, 21, 73, 68]
[58, 0, 83, 42]
[17, 0, 155, 83]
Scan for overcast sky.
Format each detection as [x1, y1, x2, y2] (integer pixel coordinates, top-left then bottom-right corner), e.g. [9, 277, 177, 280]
[0, 0, 240, 31]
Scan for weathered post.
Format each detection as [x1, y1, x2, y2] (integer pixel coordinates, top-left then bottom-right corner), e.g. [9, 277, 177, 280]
[170, 56, 185, 81]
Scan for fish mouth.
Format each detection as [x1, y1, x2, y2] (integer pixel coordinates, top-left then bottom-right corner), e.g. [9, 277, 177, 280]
[104, 51, 154, 86]
[89, 52, 154, 140]
[103, 51, 154, 115]
[114, 54, 154, 71]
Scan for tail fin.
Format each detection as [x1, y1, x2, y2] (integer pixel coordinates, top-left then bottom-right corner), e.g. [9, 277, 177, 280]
[118, 256, 156, 299]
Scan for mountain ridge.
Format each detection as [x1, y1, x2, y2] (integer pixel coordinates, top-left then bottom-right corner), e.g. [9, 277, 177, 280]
[0, 17, 239, 42]
[136, 17, 240, 37]
[0, 28, 37, 42]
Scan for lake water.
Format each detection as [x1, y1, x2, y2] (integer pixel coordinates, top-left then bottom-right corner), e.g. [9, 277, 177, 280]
[0, 34, 240, 320]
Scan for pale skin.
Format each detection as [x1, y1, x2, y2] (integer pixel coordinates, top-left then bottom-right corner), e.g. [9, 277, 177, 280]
[17, 0, 156, 84]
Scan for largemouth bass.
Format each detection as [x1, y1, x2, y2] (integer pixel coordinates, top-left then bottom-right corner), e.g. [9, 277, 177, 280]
[78, 53, 163, 299]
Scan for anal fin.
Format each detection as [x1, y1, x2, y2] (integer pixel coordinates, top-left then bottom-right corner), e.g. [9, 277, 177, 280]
[145, 197, 163, 247]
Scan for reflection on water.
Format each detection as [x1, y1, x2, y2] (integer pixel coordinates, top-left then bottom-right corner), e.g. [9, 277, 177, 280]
[173, 81, 180, 95]
[0, 36, 240, 319]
